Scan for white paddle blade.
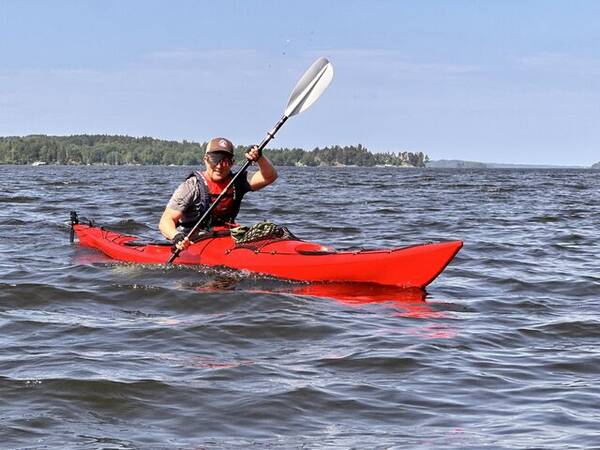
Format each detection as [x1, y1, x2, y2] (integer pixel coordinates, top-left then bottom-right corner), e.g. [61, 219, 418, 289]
[285, 57, 334, 117]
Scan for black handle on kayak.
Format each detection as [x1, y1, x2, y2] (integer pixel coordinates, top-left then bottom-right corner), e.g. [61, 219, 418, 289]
[69, 211, 78, 243]
[166, 116, 289, 265]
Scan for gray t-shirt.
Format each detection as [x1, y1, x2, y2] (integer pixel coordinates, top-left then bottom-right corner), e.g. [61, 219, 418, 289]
[167, 176, 202, 214]
[166, 171, 252, 228]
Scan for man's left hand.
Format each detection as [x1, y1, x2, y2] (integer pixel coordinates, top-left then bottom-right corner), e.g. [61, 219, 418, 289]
[245, 145, 262, 162]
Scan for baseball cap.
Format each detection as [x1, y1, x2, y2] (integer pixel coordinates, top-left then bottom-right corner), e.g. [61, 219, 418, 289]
[206, 137, 234, 155]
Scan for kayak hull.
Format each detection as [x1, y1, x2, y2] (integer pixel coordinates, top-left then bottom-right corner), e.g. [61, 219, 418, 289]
[73, 223, 462, 288]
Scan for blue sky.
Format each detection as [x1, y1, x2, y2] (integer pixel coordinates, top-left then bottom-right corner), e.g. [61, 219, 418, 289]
[1, 0, 599, 165]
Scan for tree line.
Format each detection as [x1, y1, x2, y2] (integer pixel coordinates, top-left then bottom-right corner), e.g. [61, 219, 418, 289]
[0, 135, 429, 167]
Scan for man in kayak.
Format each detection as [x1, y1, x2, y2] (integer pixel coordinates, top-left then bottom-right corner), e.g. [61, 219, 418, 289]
[159, 137, 278, 251]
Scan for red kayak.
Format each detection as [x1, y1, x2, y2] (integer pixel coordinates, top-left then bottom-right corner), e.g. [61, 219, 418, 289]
[71, 216, 462, 288]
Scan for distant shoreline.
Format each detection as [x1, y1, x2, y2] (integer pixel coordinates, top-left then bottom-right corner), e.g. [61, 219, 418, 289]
[427, 159, 593, 169]
[1, 135, 596, 169]
[7, 163, 594, 171]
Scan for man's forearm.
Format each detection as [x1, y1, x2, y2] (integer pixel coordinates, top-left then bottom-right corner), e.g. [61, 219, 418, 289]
[256, 156, 278, 183]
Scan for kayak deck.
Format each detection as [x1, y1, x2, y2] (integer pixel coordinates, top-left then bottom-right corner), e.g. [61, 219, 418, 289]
[72, 221, 462, 288]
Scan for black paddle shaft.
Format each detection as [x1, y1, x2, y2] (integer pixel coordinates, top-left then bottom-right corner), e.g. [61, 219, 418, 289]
[166, 115, 289, 265]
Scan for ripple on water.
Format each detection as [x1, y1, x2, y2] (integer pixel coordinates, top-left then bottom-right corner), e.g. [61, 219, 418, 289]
[0, 195, 40, 204]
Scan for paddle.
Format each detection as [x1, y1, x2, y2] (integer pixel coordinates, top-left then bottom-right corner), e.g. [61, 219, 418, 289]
[167, 57, 334, 265]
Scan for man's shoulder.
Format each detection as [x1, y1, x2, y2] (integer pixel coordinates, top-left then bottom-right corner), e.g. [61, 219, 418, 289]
[173, 174, 203, 196]
[184, 172, 209, 188]
[184, 170, 203, 182]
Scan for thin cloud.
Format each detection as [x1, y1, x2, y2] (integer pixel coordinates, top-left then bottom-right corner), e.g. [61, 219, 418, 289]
[516, 53, 600, 74]
[142, 48, 261, 65]
[324, 49, 484, 75]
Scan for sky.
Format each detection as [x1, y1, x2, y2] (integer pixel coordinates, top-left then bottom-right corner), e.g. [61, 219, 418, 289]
[1, 0, 599, 166]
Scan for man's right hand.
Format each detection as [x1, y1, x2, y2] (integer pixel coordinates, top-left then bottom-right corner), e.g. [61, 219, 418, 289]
[172, 232, 190, 251]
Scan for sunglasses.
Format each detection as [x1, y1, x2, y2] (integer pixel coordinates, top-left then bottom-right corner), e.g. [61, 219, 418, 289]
[206, 153, 234, 166]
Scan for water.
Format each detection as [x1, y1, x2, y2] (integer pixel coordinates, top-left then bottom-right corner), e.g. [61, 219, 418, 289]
[1, 165, 599, 449]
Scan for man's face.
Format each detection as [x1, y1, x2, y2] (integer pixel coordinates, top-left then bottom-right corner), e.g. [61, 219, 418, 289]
[205, 152, 234, 181]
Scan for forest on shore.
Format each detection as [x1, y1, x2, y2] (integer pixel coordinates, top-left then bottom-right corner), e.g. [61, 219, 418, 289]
[0, 135, 429, 167]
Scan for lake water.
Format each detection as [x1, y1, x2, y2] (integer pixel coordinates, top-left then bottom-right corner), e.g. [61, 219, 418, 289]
[1, 165, 599, 448]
